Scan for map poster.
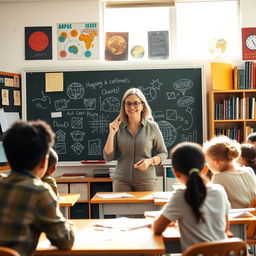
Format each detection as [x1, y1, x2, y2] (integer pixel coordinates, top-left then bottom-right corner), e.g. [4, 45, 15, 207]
[57, 22, 99, 60]
[148, 31, 169, 59]
[105, 32, 129, 61]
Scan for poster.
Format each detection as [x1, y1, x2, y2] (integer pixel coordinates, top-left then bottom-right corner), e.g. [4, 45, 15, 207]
[105, 32, 129, 61]
[148, 31, 169, 59]
[57, 22, 99, 60]
[25, 26, 52, 60]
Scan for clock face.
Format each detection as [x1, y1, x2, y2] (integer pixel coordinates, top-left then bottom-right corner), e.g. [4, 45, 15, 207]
[246, 34, 256, 50]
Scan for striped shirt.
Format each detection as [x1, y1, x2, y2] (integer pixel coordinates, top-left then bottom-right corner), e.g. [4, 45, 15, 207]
[0, 170, 74, 256]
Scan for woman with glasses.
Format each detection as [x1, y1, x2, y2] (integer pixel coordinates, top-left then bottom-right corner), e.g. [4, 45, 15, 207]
[103, 88, 167, 192]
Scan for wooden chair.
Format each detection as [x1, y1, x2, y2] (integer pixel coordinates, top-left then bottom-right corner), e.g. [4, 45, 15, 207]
[182, 238, 247, 256]
[247, 198, 256, 256]
[0, 247, 20, 256]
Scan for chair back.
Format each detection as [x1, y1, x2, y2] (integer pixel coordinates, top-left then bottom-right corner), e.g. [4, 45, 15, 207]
[182, 238, 247, 256]
[0, 247, 20, 256]
[247, 198, 256, 240]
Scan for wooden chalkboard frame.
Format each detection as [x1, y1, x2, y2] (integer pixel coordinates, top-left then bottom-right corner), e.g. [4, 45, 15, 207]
[22, 64, 207, 166]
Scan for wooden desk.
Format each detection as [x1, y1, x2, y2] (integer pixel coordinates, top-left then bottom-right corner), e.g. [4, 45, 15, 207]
[35, 219, 165, 255]
[58, 193, 80, 218]
[229, 212, 256, 240]
[91, 191, 159, 218]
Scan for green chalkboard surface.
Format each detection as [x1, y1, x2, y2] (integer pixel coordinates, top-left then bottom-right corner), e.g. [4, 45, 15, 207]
[25, 68, 204, 162]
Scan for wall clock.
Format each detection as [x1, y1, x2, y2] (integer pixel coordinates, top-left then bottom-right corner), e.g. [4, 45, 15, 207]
[242, 27, 256, 60]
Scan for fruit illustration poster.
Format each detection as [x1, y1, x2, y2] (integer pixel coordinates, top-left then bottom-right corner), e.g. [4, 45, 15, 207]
[57, 22, 99, 60]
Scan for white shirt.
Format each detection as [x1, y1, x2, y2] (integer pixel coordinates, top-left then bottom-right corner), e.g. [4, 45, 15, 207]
[161, 183, 230, 251]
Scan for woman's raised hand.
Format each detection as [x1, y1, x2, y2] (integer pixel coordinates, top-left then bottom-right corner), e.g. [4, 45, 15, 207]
[109, 114, 121, 135]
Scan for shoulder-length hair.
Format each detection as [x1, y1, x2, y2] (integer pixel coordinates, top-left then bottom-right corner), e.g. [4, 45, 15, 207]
[119, 88, 153, 121]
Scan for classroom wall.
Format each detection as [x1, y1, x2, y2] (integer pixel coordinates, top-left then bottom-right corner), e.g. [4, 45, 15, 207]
[0, 0, 255, 176]
[0, 0, 99, 73]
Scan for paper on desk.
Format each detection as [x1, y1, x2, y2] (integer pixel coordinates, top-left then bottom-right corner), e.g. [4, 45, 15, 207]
[94, 217, 153, 231]
[151, 192, 172, 199]
[97, 193, 135, 199]
[228, 208, 256, 218]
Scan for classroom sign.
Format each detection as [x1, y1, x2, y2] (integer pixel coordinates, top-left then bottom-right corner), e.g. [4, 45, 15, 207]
[57, 22, 99, 60]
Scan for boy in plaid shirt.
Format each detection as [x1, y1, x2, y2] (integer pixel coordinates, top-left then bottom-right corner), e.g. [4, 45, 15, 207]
[0, 120, 74, 256]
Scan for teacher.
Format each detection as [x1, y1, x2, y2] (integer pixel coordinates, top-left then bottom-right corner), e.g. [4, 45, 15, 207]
[103, 88, 168, 191]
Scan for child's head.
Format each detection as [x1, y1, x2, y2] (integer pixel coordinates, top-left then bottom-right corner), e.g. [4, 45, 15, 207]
[247, 132, 256, 145]
[171, 142, 206, 223]
[238, 143, 256, 168]
[3, 120, 55, 174]
[203, 135, 240, 173]
[46, 147, 58, 176]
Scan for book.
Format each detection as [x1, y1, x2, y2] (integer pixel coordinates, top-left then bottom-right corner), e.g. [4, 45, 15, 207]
[211, 62, 233, 90]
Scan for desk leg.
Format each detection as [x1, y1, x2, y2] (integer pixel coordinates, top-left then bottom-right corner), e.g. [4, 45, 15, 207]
[99, 204, 104, 218]
[230, 223, 246, 240]
[60, 206, 68, 219]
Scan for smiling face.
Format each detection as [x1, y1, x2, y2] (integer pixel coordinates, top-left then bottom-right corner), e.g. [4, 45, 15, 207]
[124, 94, 144, 119]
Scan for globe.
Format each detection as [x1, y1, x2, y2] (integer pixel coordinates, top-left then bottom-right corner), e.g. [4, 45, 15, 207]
[208, 38, 227, 57]
[66, 82, 85, 99]
[158, 121, 177, 148]
[131, 45, 145, 59]
[107, 35, 127, 55]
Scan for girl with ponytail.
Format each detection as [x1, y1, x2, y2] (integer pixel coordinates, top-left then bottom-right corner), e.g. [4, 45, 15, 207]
[152, 142, 230, 252]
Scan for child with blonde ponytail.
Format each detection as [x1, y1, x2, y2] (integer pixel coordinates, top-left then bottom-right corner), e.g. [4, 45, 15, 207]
[203, 135, 256, 208]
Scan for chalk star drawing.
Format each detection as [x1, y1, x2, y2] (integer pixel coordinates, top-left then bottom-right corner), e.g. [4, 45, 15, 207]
[139, 79, 162, 102]
[89, 114, 109, 134]
[150, 79, 163, 90]
[71, 142, 84, 155]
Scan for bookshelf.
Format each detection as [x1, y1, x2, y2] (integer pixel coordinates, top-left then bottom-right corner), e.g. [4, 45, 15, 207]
[56, 177, 112, 219]
[208, 89, 256, 142]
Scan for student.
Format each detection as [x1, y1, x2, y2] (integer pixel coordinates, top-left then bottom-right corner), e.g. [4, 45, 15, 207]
[203, 135, 256, 208]
[42, 147, 59, 196]
[247, 132, 256, 145]
[103, 88, 167, 191]
[152, 142, 230, 252]
[238, 143, 256, 175]
[0, 120, 74, 256]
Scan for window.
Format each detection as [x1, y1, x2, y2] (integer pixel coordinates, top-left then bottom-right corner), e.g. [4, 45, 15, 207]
[102, 0, 240, 61]
[176, 0, 240, 59]
[103, 5, 171, 60]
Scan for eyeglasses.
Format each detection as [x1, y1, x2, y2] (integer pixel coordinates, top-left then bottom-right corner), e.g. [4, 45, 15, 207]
[125, 101, 143, 108]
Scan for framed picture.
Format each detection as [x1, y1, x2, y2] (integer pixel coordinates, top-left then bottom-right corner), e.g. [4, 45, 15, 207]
[25, 26, 52, 60]
[242, 27, 256, 60]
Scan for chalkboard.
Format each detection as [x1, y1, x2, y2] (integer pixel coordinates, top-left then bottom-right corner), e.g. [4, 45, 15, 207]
[24, 67, 205, 162]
